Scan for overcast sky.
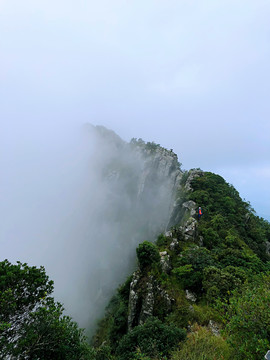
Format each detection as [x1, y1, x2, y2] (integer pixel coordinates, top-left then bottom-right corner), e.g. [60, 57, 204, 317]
[1, 0, 269, 220]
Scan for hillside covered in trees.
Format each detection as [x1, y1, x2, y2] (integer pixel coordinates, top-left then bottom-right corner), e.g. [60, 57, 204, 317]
[1, 134, 270, 360]
[90, 169, 270, 360]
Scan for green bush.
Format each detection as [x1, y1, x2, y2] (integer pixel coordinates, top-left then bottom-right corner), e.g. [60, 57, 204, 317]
[176, 247, 216, 292]
[136, 242, 161, 271]
[190, 304, 222, 326]
[171, 324, 232, 360]
[156, 234, 170, 249]
[203, 266, 241, 303]
[0, 260, 91, 360]
[225, 274, 270, 359]
[93, 345, 115, 360]
[115, 317, 186, 360]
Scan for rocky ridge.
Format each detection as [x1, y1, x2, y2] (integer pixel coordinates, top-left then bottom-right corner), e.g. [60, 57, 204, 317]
[127, 170, 204, 330]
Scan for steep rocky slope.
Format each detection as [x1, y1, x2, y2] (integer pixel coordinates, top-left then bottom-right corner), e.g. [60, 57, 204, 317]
[83, 125, 184, 329]
[91, 163, 270, 360]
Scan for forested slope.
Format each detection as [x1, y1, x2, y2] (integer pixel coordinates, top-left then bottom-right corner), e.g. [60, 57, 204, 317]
[91, 170, 270, 360]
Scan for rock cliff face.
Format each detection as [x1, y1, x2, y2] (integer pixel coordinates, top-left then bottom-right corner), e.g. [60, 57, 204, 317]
[127, 271, 172, 331]
[127, 170, 204, 330]
[84, 125, 184, 327]
[85, 125, 183, 238]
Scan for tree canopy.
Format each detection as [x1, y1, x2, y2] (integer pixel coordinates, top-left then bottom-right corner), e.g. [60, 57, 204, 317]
[0, 259, 92, 359]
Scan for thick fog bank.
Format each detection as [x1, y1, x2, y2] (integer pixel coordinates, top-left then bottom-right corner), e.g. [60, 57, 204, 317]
[0, 123, 181, 330]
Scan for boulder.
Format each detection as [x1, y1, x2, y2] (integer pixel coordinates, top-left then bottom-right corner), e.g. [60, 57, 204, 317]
[184, 217, 197, 238]
[185, 290, 197, 302]
[208, 320, 221, 336]
[182, 200, 197, 218]
[159, 251, 171, 273]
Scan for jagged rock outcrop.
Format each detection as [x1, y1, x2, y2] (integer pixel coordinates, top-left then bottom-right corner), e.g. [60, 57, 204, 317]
[86, 125, 183, 235]
[127, 271, 140, 331]
[134, 146, 183, 232]
[208, 320, 221, 336]
[184, 217, 198, 240]
[82, 125, 185, 328]
[182, 200, 197, 218]
[169, 238, 179, 251]
[127, 271, 173, 331]
[138, 278, 154, 325]
[184, 169, 204, 192]
[127, 181, 202, 331]
[159, 251, 171, 273]
[185, 290, 197, 302]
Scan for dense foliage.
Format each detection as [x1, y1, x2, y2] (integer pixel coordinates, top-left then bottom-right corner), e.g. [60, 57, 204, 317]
[0, 260, 92, 359]
[225, 274, 270, 359]
[3, 169, 270, 359]
[136, 241, 161, 271]
[171, 324, 232, 360]
[116, 317, 186, 360]
[91, 171, 270, 360]
[189, 172, 270, 261]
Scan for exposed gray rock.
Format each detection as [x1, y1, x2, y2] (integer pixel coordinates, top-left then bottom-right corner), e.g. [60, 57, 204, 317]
[127, 271, 141, 331]
[184, 217, 197, 239]
[182, 200, 197, 218]
[244, 212, 251, 224]
[160, 251, 168, 256]
[169, 238, 179, 251]
[156, 283, 173, 311]
[128, 272, 174, 330]
[137, 148, 182, 200]
[208, 320, 221, 336]
[185, 290, 197, 302]
[165, 230, 172, 237]
[185, 169, 204, 192]
[139, 278, 154, 325]
[134, 146, 183, 232]
[266, 241, 270, 256]
[159, 251, 171, 273]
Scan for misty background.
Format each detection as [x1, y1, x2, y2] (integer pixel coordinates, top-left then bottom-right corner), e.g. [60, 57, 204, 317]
[1, 0, 270, 329]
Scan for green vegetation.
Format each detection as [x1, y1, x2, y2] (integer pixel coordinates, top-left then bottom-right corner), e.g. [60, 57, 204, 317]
[225, 274, 270, 359]
[91, 171, 270, 359]
[171, 324, 232, 360]
[0, 260, 92, 359]
[2, 170, 270, 359]
[136, 241, 161, 271]
[116, 317, 186, 360]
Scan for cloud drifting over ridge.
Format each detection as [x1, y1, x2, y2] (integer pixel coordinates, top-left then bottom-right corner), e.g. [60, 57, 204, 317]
[0, 0, 270, 292]
[0, 123, 181, 329]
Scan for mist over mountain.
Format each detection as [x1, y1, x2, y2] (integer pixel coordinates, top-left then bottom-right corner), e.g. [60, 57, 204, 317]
[0, 124, 182, 329]
[1, 123, 270, 359]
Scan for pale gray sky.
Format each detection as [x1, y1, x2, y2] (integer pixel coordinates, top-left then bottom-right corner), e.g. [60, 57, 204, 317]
[1, 0, 270, 329]
[1, 0, 269, 219]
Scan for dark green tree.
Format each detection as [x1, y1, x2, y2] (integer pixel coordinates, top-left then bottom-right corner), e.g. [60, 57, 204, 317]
[0, 260, 91, 359]
[226, 275, 270, 359]
[115, 317, 186, 360]
[136, 241, 161, 271]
